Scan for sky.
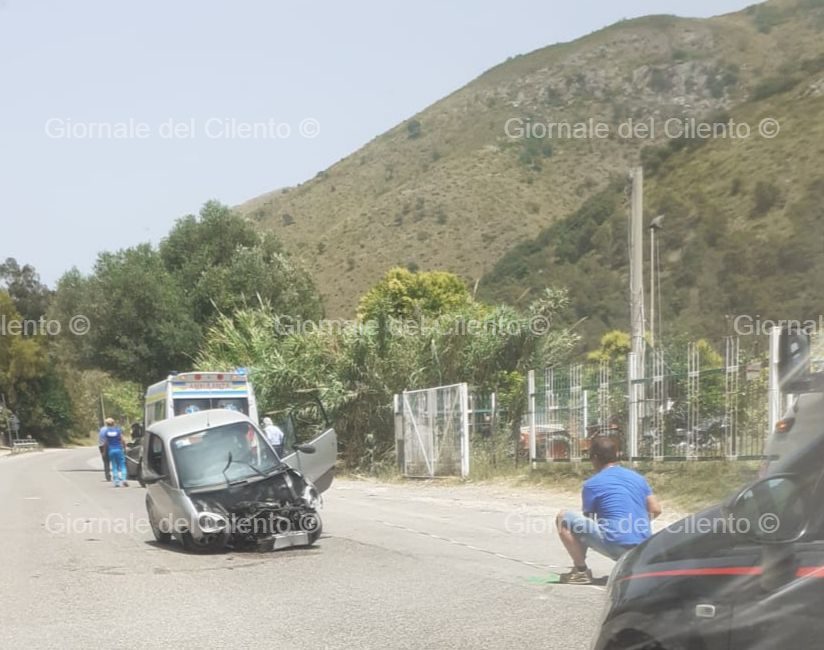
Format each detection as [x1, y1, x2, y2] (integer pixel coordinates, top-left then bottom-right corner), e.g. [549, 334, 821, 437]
[0, 0, 759, 287]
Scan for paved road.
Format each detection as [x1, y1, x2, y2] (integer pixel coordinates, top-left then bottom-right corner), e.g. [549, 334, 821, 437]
[0, 449, 612, 649]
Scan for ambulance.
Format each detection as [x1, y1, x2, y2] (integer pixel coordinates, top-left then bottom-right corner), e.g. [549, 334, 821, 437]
[144, 370, 259, 427]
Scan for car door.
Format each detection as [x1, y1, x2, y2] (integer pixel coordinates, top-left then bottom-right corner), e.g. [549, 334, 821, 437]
[144, 433, 179, 519]
[277, 398, 337, 493]
[125, 429, 143, 477]
[282, 426, 337, 493]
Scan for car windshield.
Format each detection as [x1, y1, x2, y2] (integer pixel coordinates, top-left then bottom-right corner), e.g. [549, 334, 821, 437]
[171, 422, 280, 490]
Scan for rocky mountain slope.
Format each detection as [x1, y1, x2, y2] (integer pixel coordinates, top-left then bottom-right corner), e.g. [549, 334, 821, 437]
[240, 0, 824, 321]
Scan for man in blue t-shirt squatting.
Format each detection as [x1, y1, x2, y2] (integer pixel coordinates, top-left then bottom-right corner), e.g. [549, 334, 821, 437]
[556, 436, 662, 584]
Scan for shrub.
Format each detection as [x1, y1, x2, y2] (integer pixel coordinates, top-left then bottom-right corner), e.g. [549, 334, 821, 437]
[750, 76, 800, 101]
[518, 136, 553, 171]
[706, 64, 739, 98]
[648, 68, 673, 93]
[406, 119, 422, 139]
[751, 181, 782, 217]
[544, 85, 564, 106]
[752, 5, 786, 33]
[640, 143, 672, 177]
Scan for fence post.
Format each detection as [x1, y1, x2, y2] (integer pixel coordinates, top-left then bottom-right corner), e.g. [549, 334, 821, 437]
[570, 364, 582, 460]
[651, 349, 665, 460]
[768, 327, 783, 437]
[687, 342, 700, 460]
[598, 361, 609, 438]
[460, 383, 470, 478]
[627, 352, 639, 459]
[490, 392, 497, 438]
[394, 394, 404, 473]
[725, 336, 740, 459]
[528, 369, 536, 469]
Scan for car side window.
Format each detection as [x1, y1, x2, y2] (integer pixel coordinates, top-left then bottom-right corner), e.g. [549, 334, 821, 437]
[146, 434, 166, 476]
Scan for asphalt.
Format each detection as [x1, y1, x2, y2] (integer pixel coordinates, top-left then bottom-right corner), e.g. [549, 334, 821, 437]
[0, 448, 611, 649]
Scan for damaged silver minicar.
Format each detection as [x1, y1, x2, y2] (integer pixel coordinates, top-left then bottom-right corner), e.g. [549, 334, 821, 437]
[140, 409, 336, 553]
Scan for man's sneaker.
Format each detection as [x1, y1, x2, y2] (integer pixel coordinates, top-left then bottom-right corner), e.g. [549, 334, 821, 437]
[122, 481, 129, 487]
[560, 568, 593, 585]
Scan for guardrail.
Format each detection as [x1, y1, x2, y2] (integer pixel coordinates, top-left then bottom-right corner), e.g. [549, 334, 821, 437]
[11, 439, 42, 453]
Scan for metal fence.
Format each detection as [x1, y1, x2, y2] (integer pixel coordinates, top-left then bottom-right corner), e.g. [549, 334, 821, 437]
[526, 337, 772, 462]
[394, 334, 823, 472]
[394, 383, 470, 477]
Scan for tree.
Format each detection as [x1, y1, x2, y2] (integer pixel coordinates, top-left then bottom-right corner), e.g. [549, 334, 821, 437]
[0, 291, 73, 444]
[0, 291, 47, 403]
[587, 330, 631, 362]
[357, 267, 472, 322]
[56, 244, 201, 387]
[199, 281, 578, 469]
[160, 201, 322, 325]
[0, 258, 52, 321]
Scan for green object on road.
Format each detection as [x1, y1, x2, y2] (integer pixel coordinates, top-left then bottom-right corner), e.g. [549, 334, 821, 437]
[527, 573, 562, 584]
[527, 573, 609, 586]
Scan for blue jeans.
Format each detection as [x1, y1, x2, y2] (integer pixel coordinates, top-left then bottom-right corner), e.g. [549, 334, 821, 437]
[560, 511, 635, 561]
[108, 448, 126, 485]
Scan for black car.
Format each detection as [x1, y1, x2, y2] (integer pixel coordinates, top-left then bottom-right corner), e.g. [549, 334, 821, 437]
[593, 431, 824, 649]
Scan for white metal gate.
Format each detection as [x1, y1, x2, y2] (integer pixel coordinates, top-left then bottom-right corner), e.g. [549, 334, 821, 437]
[396, 383, 469, 478]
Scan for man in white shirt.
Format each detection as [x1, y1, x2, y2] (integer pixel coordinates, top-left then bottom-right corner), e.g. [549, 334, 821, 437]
[262, 417, 285, 458]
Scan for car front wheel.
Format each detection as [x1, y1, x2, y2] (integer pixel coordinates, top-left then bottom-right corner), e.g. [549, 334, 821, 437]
[180, 530, 229, 554]
[146, 497, 172, 544]
[301, 510, 322, 545]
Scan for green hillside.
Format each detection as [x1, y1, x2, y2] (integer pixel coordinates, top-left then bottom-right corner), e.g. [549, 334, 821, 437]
[481, 59, 824, 346]
[239, 0, 824, 323]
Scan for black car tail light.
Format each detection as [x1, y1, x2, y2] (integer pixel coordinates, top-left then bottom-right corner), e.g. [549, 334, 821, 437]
[774, 417, 795, 436]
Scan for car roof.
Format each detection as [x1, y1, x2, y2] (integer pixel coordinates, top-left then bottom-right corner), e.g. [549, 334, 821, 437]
[147, 409, 255, 441]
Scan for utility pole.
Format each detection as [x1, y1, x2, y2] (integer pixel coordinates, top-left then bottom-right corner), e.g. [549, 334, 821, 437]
[649, 225, 655, 349]
[628, 167, 645, 459]
[648, 214, 665, 349]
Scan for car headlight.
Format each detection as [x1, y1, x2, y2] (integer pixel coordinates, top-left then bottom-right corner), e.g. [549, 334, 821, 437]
[197, 512, 228, 534]
[302, 485, 321, 509]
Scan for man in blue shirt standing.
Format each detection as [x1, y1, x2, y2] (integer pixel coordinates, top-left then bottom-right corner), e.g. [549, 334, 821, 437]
[556, 436, 662, 584]
[98, 418, 113, 482]
[101, 419, 128, 488]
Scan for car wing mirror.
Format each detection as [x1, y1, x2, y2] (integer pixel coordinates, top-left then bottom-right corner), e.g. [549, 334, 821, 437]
[728, 474, 808, 544]
[293, 443, 316, 454]
[141, 471, 168, 485]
